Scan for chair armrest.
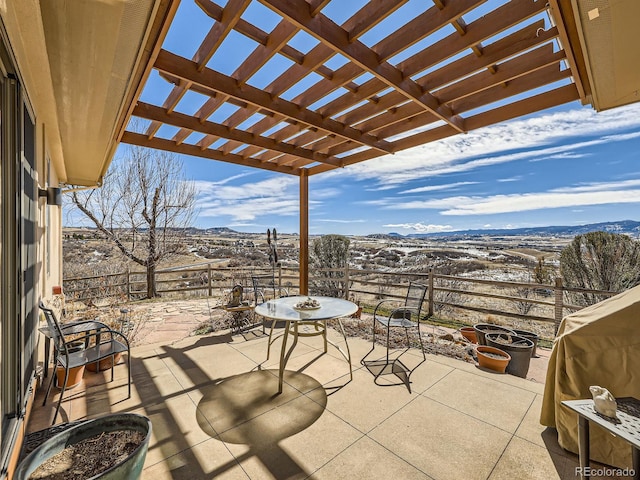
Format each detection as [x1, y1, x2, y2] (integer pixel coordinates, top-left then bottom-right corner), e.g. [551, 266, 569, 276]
[60, 320, 111, 333]
[373, 299, 402, 318]
[66, 326, 130, 350]
[388, 306, 420, 320]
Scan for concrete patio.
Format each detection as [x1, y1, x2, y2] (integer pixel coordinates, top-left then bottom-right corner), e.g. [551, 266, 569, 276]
[25, 311, 617, 480]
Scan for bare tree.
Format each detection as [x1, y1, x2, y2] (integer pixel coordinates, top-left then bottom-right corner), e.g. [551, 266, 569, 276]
[69, 146, 196, 298]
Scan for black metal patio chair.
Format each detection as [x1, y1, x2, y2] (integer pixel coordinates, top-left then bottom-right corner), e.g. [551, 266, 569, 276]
[251, 274, 289, 358]
[39, 302, 131, 424]
[360, 282, 428, 392]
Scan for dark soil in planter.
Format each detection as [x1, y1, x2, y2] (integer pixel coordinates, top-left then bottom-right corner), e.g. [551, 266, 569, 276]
[28, 430, 144, 479]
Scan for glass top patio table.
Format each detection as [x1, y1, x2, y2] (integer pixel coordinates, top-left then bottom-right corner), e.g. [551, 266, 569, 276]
[254, 296, 358, 394]
[254, 295, 358, 322]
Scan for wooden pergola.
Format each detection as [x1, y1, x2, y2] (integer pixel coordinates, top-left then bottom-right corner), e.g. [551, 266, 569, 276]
[119, 0, 592, 294]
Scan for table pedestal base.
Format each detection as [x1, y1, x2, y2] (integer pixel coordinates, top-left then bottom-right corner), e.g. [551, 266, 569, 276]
[278, 319, 352, 394]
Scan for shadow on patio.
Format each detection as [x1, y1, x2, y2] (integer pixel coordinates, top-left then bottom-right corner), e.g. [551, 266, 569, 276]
[25, 312, 609, 480]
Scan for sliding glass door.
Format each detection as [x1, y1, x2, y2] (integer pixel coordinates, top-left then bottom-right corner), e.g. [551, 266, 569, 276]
[0, 33, 37, 474]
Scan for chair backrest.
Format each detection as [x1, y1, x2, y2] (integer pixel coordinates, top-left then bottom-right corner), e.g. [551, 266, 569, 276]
[252, 275, 276, 301]
[227, 284, 244, 307]
[39, 302, 69, 357]
[404, 282, 427, 317]
[251, 276, 263, 305]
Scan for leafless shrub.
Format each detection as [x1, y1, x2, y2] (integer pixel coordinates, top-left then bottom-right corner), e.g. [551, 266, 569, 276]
[432, 278, 464, 317]
[510, 286, 536, 316]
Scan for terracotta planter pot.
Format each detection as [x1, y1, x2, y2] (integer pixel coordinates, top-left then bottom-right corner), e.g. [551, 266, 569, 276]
[56, 340, 86, 388]
[460, 326, 477, 343]
[56, 365, 85, 389]
[476, 345, 511, 374]
[86, 353, 122, 373]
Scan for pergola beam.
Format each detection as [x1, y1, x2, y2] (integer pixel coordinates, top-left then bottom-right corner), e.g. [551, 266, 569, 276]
[154, 49, 393, 154]
[133, 102, 343, 167]
[146, 0, 250, 138]
[122, 1, 590, 182]
[121, 131, 300, 175]
[316, 1, 550, 124]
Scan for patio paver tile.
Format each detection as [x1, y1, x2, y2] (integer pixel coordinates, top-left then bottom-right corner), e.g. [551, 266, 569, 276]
[131, 348, 175, 376]
[232, 334, 318, 369]
[514, 394, 567, 455]
[318, 368, 430, 433]
[127, 393, 210, 467]
[274, 348, 357, 391]
[423, 368, 537, 433]
[221, 394, 363, 480]
[193, 369, 317, 437]
[369, 395, 512, 480]
[489, 436, 570, 480]
[312, 435, 432, 479]
[140, 437, 248, 480]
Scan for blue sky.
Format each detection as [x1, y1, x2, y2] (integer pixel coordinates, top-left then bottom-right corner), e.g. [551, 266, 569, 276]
[108, 0, 640, 236]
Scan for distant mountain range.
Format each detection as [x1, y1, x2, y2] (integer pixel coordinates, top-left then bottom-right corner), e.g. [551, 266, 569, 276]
[73, 220, 640, 239]
[385, 220, 640, 239]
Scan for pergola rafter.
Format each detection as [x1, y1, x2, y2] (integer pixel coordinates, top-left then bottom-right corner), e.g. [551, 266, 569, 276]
[123, 0, 585, 176]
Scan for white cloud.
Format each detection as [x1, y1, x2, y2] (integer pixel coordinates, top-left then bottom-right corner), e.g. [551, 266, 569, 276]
[384, 222, 454, 233]
[192, 172, 256, 192]
[198, 176, 297, 201]
[603, 131, 640, 142]
[553, 178, 640, 193]
[532, 152, 590, 161]
[357, 198, 394, 206]
[337, 103, 640, 186]
[196, 176, 299, 221]
[388, 180, 640, 216]
[194, 174, 344, 221]
[497, 176, 522, 183]
[400, 181, 479, 194]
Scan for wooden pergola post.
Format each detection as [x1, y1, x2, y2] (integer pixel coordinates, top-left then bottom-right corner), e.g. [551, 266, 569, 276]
[299, 169, 309, 295]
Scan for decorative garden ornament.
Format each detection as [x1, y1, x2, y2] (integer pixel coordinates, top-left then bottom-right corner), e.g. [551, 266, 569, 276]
[589, 385, 618, 418]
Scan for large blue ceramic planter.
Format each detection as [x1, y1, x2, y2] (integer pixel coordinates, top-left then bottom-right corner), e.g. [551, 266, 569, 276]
[15, 413, 152, 480]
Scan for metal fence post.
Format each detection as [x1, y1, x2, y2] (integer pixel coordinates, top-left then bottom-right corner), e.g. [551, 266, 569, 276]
[554, 277, 564, 335]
